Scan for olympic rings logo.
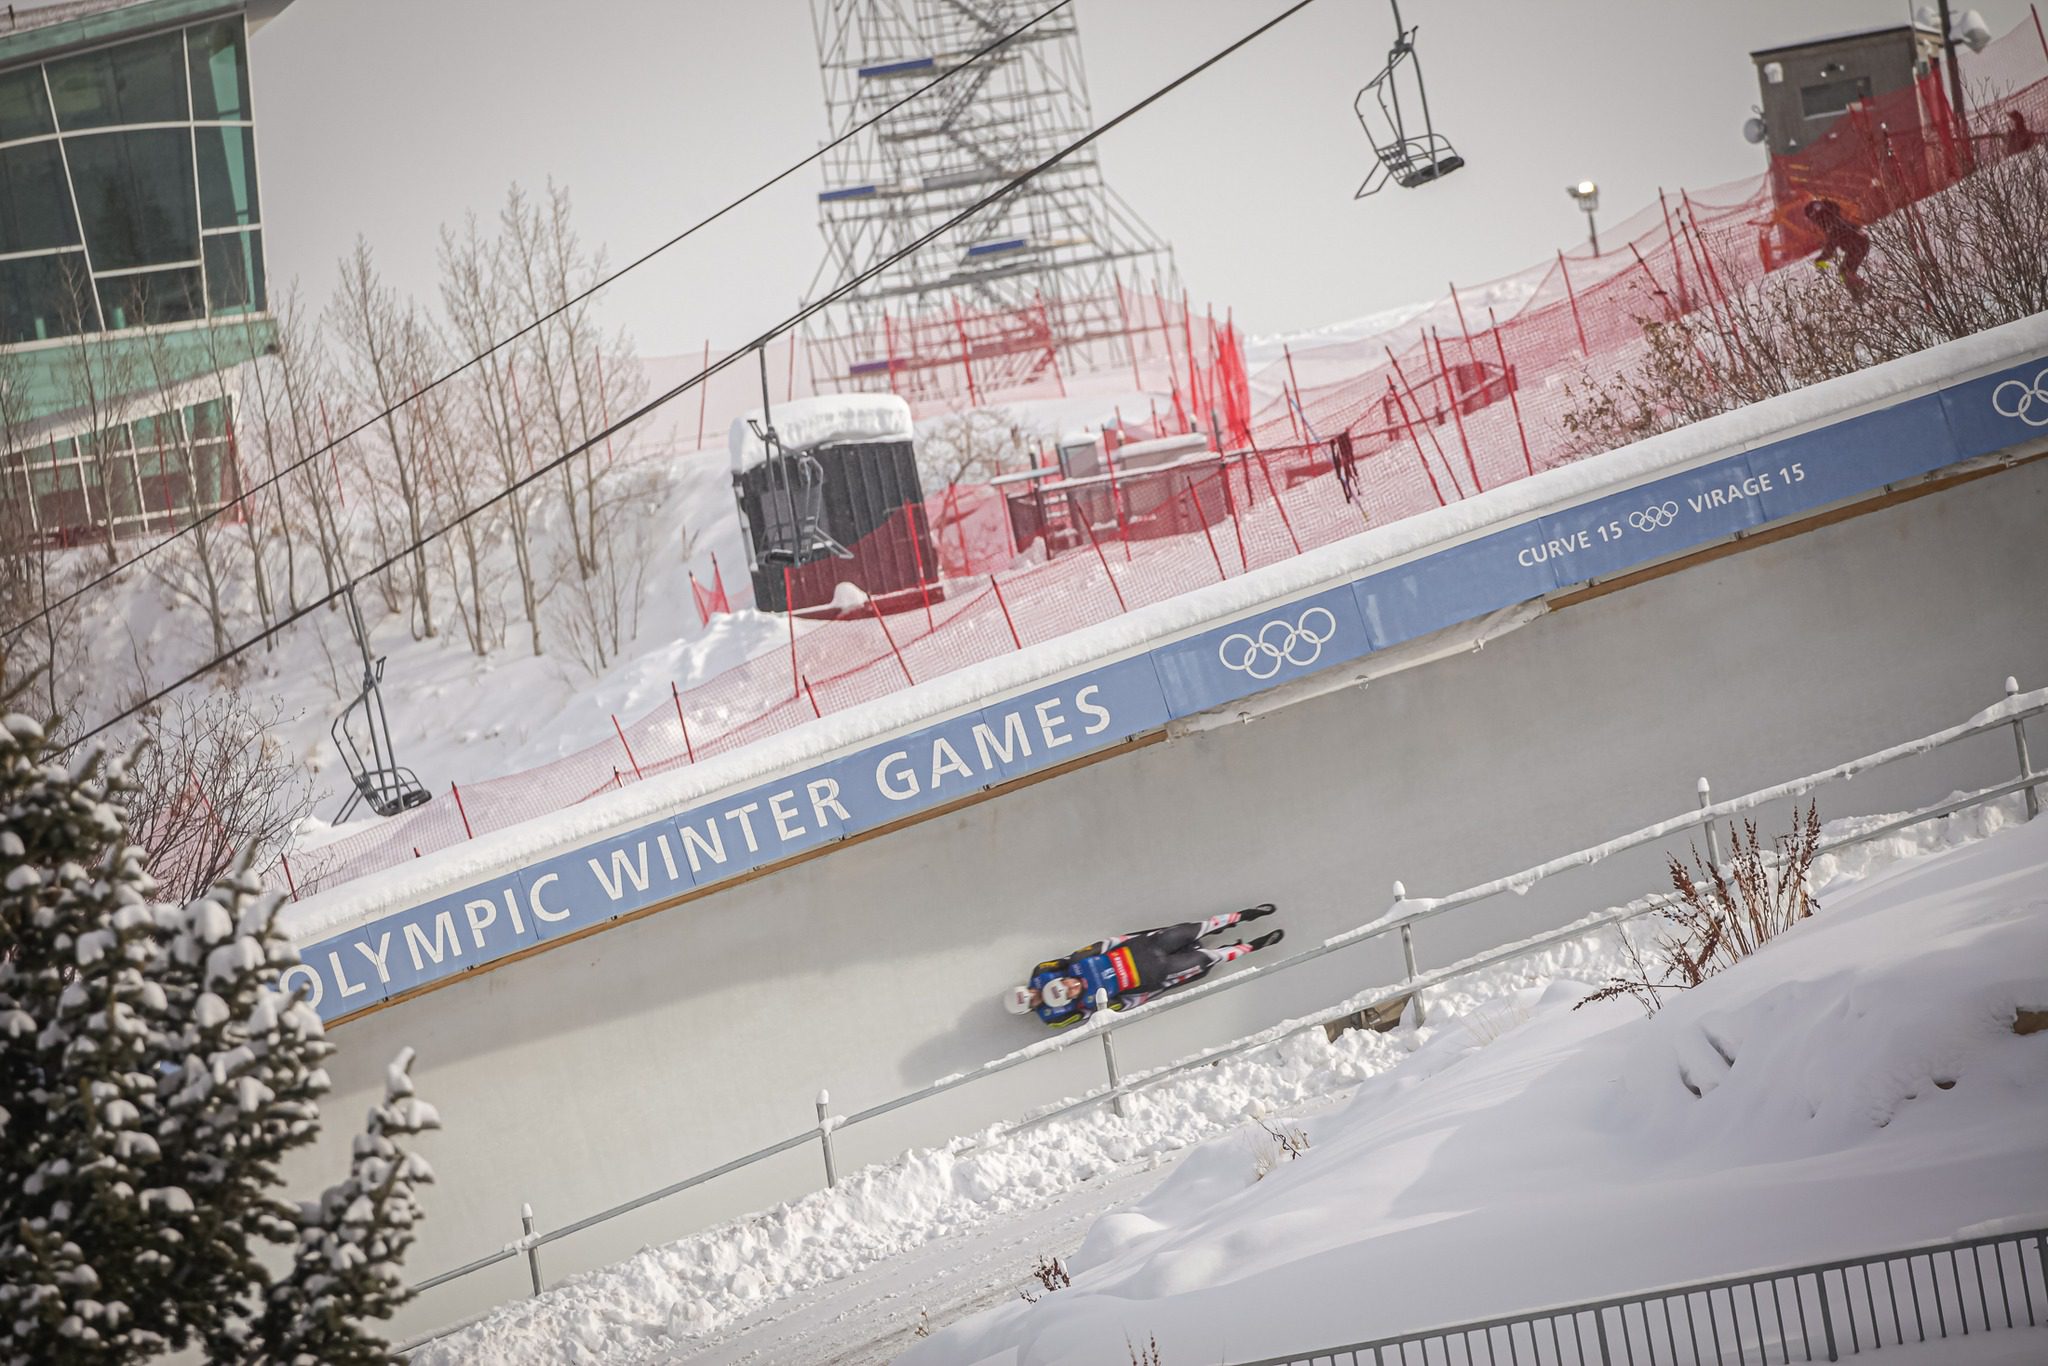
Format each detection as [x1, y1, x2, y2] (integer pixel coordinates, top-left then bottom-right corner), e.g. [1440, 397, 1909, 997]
[1992, 368, 2048, 427]
[1218, 606, 1338, 680]
[1629, 501, 1679, 532]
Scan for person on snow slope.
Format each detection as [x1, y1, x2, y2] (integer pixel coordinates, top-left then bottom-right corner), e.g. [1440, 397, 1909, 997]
[1005, 904, 1283, 1027]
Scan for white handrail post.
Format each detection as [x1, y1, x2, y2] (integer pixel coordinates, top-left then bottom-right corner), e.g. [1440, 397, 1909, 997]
[1094, 989, 1127, 1117]
[1393, 881, 1425, 1025]
[520, 1203, 543, 1296]
[2008, 678, 2040, 820]
[1697, 777, 1725, 876]
[815, 1089, 840, 1189]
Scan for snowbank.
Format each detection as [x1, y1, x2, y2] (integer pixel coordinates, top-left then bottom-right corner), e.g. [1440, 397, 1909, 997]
[726, 392, 914, 472]
[911, 813, 2048, 1365]
[405, 800, 2042, 1364]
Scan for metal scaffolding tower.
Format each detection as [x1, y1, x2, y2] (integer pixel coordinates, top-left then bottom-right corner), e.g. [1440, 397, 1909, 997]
[807, 0, 1176, 398]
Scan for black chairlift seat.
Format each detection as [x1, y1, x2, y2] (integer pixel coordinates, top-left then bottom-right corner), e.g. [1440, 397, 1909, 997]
[1354, 1, 1465, 199]
[331, 659, 432, 823]
[755, 447, 853, 568]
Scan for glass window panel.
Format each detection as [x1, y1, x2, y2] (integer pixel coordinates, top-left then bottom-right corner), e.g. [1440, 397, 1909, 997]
[186, 20, 250, 121]
[0, 66, 55, 141]
[196, 126, 258, 227]
[0, 141, 80, 253]
[95, 265, 203, 330]
[65, 128, 198, 271]
[0, 251, 94, 342]
[47, 32, 187, 131]
[203, 229, 264, 315]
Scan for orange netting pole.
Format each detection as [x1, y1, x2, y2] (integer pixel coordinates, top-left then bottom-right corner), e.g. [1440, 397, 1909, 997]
[1658, 189, 1693, 311]
[1220, 463, 1249, 571]
[671, 681, 696, 764]
[1385, 346, 1464, 500]
[1431, 328, 1484, 494]
[884, 312, 900, 396]
[1385, 376, 1448, 507]
[1556, 250, 1590, 353]
[902, 504, 935, 632]
[1185, 473, 1227, 581]
[1487, 307, 1536, 479]
[1078, 510, 1128, 612]
[451, 782, 474, 838]
[1242, 425, 1303, 555]
[802, 675, 823, 718]
[989, 573, 1023, 649]
[1037, 290, 1067, 398]
[868, 598, 914, 685]
[611, 714, 644, 781]
[952, 297, 980, 406]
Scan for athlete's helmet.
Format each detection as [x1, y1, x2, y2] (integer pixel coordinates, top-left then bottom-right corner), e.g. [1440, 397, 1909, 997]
[1041, 977, 1077, 1009]
[1004, 985, 1037, 1014]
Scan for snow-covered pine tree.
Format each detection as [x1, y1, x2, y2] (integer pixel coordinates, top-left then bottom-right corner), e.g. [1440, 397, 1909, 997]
[0, 711, 438, 1365]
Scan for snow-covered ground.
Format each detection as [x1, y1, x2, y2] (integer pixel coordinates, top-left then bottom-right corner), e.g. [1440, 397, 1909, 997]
[406, 797, 2048, 1365]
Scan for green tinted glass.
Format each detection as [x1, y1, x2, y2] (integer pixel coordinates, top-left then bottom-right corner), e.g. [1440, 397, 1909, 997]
[0, 141, 80, 253]
[47, 32, 187, 131]
[64, 128, 199, 271]
[187, 20, 251, 121]
[197, 125, 259, 227]
[0, 66, 55, 141]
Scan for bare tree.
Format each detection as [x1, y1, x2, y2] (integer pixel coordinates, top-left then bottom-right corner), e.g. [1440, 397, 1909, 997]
[916, 407, 1033, 489]
[439, 213, 548, 655]
[50, 262, 140, 565]
[120, 681, 313, 904]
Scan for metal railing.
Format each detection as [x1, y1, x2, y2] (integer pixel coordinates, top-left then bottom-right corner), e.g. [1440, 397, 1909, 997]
[392, 676, 2045, 1355]
[1229, 1225, 2048, 1365]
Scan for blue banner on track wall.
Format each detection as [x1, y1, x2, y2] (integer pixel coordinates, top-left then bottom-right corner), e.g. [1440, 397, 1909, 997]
[292, 356, 2046, 1020]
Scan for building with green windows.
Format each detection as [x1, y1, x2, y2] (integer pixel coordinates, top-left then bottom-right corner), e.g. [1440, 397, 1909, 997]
[0, 0, 291, 544]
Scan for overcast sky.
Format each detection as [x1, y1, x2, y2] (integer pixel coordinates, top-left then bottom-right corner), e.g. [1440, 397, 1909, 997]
[225, 0, 2035, 356]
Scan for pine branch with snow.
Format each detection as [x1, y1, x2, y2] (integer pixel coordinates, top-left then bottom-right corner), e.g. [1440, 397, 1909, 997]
[0, 713, 438, 1365]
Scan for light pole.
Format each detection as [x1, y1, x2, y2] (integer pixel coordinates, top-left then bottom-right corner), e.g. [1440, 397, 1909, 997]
[1566, 180, 1600, 255]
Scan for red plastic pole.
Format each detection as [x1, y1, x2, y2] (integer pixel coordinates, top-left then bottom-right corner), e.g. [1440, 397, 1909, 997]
[1628, 241, 1680, 322]
[1658, 188, 1692, 311]
[709, 551, 728, 612]
[802, 675, 823, 718]
[1186, 474, 1226, 581]
[868, 598, 914, 685]
[1221, 463, 1249, 571]
[1556, 250, 1589, 353]
[1242, 427, 1303, 555]
[611, 714, 644, 781]
[784, 566, 799, 699]
[1488, 307, 1536, 479]
[688, 571, 707, 628]
[1181, 290, 1201, 427]
[1431, 329, 1484, 494]
[671, 681, 696, 764]
[1281, 344, 1306, 443]
[280, 854, 298, 901]
[1386, 376, 1448, 507]
[989, 574, 1023, 649]
[1078, 512, 1128, 612]
[696, 340, 711, 449]
[1115, 277, 1145, 391]
[1681, 190, 1736, 316]
[1036, 290, 1067, 398]
[1385, 346, 1461, 499]
[883, 312, 900, 396]
[1447, 281, 1476, 360]
[451, 782, 474, 838]
[952, 297, 980, 406]
[902, 504, 935, 632]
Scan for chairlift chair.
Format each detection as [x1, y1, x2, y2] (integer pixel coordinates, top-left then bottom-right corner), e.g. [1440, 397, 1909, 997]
[330, 588, 432, 823]
[1355, 0, 1466, 198]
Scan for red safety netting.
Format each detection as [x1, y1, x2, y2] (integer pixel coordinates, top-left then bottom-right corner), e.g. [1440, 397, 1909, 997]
[274, 19, 2048, 902]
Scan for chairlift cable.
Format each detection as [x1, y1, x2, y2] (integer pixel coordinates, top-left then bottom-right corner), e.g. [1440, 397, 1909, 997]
[65, 0, 1331, 749]
[1, 0, 1079, 647]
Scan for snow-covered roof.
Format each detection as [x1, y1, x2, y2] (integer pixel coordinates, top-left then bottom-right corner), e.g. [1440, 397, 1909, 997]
[1749, 23, 1934, 59]
[726, 393, 915, 473]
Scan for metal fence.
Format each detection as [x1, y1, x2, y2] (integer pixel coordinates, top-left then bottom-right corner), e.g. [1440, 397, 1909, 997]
[1229, 1225, 2048, 1366]
[392, 676, 2045, 1355]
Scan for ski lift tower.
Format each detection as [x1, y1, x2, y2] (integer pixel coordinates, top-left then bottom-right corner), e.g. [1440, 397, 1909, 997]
[807, 0, 1176, 398]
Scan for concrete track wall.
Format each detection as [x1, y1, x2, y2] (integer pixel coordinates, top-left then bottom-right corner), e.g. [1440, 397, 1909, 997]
[310, 450, 2048, 1342]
